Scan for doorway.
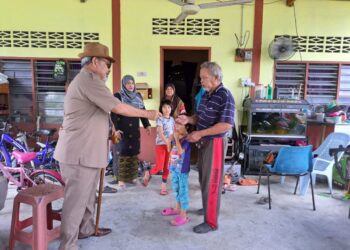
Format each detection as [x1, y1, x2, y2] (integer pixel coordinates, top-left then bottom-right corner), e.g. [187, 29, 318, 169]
[160, 47, 210, 115]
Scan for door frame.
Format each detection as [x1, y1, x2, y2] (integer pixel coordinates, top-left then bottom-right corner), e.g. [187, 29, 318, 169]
[159, 46, 211, 99]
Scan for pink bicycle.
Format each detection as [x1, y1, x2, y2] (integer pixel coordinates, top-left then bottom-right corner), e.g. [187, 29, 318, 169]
[0, 150, 65, 211]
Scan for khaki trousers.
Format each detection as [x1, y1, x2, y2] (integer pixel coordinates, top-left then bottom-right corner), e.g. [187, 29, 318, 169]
[59, 163, 100, 250]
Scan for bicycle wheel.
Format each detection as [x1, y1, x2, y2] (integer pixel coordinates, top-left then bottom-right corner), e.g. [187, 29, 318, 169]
[30, 171, 65, 212]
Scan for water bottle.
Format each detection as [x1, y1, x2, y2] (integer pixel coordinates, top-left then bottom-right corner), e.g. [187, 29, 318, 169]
[267, 84, 273, 100]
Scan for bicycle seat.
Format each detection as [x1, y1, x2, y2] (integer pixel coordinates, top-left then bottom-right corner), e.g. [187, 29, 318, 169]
[34, 128, 57, 137]
[12, 151, 37, 164]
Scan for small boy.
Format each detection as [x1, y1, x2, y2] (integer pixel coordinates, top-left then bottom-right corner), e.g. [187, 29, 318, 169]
[161, 121, 191, 226]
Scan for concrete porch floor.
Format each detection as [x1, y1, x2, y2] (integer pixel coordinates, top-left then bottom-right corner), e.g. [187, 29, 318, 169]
[1, 169, 350, 250]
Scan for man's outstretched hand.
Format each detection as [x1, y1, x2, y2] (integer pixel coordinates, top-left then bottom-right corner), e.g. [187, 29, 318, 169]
[176, 114, 189, 125]
[147, 110, 162, 120]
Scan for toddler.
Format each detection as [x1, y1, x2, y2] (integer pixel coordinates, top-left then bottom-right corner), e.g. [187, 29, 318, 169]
[161, 121, 191, 226]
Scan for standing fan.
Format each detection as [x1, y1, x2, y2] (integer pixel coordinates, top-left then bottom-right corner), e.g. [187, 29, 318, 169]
[268, 37, 295, 60]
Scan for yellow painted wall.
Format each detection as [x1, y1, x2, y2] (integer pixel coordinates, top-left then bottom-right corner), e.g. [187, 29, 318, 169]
[2, 0, 350, 118]
[0, 0, 114, 88]
[261, 0, 350, 86]
[120, 0, 255, 116]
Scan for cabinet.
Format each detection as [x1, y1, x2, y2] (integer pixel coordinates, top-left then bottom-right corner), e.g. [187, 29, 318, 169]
[242, 99, 309, 174]
[307, 120, 350, 149]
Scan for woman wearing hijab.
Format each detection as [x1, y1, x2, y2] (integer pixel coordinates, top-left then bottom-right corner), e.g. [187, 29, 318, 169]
[162, 83, 186, 118]
[111, 75, 151, 188]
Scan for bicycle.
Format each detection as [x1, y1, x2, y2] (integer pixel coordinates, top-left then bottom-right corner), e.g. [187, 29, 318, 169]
[0, 150, 65, 212]
[0, 123, 59, 171]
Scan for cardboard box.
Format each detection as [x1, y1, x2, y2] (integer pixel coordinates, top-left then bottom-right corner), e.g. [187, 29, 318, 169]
[0, 83, 9, 94]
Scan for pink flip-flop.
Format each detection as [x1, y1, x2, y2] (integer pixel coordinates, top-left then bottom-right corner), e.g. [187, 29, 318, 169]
[162, 207, 179, 216]
[170, 216, 190, 226]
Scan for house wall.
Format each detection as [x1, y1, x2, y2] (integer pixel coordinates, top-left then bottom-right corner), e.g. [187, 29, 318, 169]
[120, 0, 255, 113]
[260, 0, 350, 86]
[1, 0, 350, 110]
[0, 0, 114, 89]
[2, 0, 350, 163]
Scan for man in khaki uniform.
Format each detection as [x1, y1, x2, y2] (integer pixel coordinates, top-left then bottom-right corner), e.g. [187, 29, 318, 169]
[54, 42, 160, 250]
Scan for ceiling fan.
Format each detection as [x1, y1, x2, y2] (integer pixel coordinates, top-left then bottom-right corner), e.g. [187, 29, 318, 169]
[169, 0, 253, 24]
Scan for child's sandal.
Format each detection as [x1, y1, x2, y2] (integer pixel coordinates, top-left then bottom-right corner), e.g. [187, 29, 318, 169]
[162, 207, 179, 216]
[160, 188, 168, 195]
[170, 216, 190, 226]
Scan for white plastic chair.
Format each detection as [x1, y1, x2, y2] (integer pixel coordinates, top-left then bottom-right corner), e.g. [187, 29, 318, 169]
[299, 132, 350, 195]
[311, 132, 350, 194]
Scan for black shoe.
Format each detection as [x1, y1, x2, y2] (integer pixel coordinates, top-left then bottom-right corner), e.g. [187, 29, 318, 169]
[108, 180, 118, 185]
[78, 228, 112, 239]
[101, 186, 117, 193]
[193, 222, 216, 234]
[196, 208, 204, 215]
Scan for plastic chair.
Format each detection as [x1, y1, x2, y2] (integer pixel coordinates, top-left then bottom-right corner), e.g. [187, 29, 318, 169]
[311, 132, 350, 194]
[8, 184, 63, 250]
[257, 145, 315, 210]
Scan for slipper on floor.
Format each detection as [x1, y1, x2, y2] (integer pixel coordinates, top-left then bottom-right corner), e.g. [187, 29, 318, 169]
[102, 186, 117, 193]
[170, 216, 190, 226]
[162, 207, 179, 216]
[160, 189, 168, 195]
[239, 178, 258, 186]
[224, 184, 237, 192]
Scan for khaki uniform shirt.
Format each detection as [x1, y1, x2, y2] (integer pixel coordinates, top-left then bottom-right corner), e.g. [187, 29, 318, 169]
[54, 68, 120, 168]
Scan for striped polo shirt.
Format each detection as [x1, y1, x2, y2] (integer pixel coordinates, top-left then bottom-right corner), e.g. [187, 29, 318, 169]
[196, 83, 235, 139]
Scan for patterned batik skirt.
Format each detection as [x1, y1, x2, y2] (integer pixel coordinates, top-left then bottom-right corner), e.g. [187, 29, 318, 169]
[118, 155, 139, 183]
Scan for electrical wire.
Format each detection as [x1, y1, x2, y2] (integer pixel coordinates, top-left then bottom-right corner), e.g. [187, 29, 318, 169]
[293, 4, 303, 61]
[243, 30, 250, 48]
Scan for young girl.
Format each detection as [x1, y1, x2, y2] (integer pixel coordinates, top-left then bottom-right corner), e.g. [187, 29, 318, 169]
[143, 99, 174, 195]
[161, 122, 191, 226]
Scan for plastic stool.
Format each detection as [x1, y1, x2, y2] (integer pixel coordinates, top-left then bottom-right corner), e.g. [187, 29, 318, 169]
[8, 184, 64, 250]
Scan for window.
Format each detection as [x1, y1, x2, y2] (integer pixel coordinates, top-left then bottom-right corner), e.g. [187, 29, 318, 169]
[275, 61, 350, 105]
[307, 64, 338, 104]
[0, 58, 81, 124]
[275, 63, 306, 100]
[0, 59, 33, 122]
[339, 65, 350, 104]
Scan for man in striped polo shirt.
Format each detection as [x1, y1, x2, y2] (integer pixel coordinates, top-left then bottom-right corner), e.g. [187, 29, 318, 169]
[177, 61, 235, 234]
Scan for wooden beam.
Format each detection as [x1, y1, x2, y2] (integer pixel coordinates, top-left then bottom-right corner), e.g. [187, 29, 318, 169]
[251, 0, 263, 93]
[112, 0, 121, 92]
